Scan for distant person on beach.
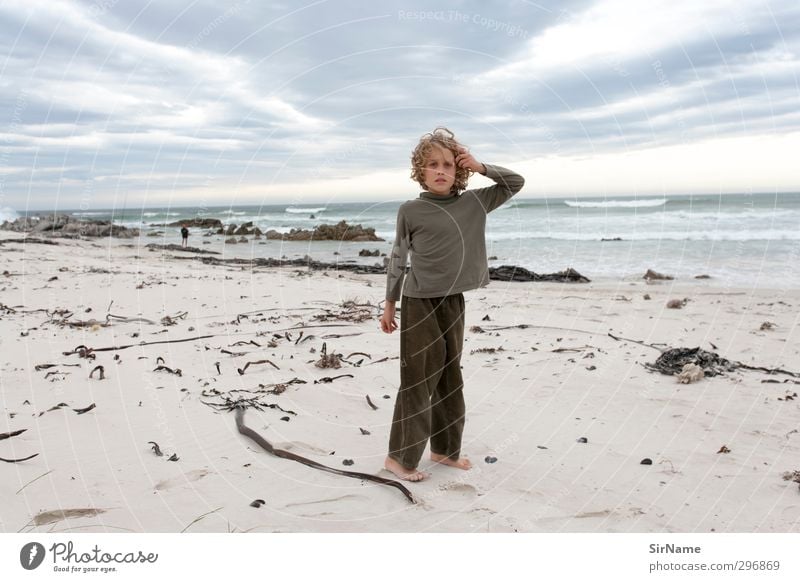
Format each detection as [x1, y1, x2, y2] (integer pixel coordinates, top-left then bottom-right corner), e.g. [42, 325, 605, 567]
[180, 225, 189, 248]
[380, 127, 525, 481]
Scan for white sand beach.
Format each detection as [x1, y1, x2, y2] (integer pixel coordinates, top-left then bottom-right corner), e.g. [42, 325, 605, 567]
[1, 232, 799, 533]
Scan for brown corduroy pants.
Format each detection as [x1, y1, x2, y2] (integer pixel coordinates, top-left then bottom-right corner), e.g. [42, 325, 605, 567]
[387, 293, 466, 470]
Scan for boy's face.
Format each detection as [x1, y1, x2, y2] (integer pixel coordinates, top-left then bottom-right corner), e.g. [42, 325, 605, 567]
[423, 145, 456, 195]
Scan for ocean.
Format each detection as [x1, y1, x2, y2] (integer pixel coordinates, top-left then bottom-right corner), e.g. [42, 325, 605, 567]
[4, 192, 799, 288]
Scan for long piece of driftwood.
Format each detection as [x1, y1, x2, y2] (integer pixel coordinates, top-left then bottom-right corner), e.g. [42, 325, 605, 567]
[62, 335, 215, 355]
[234, 407, 414, 504]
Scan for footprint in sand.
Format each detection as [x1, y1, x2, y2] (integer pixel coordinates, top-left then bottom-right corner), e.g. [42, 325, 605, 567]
[155, 469, 210, 491]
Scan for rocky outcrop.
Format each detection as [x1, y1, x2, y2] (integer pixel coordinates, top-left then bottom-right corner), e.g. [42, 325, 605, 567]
[153, 218, 223, 228]
[1, 214, 139, 238]
[265, 220, 383, 242]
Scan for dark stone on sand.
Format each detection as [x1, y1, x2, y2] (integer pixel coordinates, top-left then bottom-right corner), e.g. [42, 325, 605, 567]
[342, 459, 354, 466]
[485, 456, 498, 464]
[640, 458, 653, 465]
[694, 274, 711, 279]
[577, 437, 588, 443]
[359, 248, 380, 256]
[250, 499, 265, 508]
[643, 268, 673, 281]
[265, 220, 383, 242]
[489, 266, 590, 283]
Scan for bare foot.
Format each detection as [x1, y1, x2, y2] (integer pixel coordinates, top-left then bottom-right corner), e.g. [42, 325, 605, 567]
[384, 456, 429, 481]
[430, 453, 472, 470]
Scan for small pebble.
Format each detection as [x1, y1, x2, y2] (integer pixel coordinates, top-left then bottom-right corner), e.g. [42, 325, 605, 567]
[485, 456, 498, 464]
[577, 437, 588, 443]
[250, 499, 265, 508]
[342, 459, 354, 466]
[280, 416, 290, 422]
[640, 458, 653, 465]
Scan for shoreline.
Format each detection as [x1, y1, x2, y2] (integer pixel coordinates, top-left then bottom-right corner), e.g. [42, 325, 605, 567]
[1, 233, 798, 533]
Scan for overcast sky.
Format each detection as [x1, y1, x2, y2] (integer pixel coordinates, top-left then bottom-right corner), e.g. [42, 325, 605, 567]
[1, 0, 799, 210]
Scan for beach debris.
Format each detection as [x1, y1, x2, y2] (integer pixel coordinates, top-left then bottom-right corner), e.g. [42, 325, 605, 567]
[62, 334, 215, 356]
[32, 508, 106, 526]
[666, 298, 689, 309]
[777, 392, 797, 401]
[759, 321, 776, 331]
[313, 300, 375, 323]
[359, 428, 371, 435]
[0, 429, 27, 440]
[167, 453, 179, 462]
[577, 437, 588, 444]
[781, 471, 800, 491]
[647, 347, 736, 377]
[471, 346, 505, 355]
[250, 499, 265, 508]
[154, 365, 182, 376]
[489, 265, 590, 283]
[717, 445, 731, 454]
[482, 314, 491, 321]
[677, 363, 704, 384]
[640, 458, 653, 465]
[485, 456, 498, 464]
[643, 269, 673, 281]
[341, 351, 372, 366]
[89, 365, 105, 380]
[0, 453, 39, 463]
[314, 342, 342, 369]
[214, 362, 221, 374]
[469, 325, 484, 333]
[366, 396, 379, 410]
[258, 377, 306, 395]
[74, 403, 96, 415]
[314, 374, 354, 384]
[342, 459, 354, 466]
[537, 445, 548, 450]
[160, 311, 187, 326]
[695, 274, 711, 279]
[234, 406, 414, 503]
[148, 441, 164, 457]
[237, 359, 280, 375]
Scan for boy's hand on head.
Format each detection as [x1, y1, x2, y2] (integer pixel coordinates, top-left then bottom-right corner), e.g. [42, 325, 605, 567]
[380, 303, 398, 334]
[455, 146, 485, 174]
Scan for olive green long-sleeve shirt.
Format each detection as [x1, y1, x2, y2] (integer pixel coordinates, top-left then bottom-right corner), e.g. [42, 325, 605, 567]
[385, 164, 525, 301]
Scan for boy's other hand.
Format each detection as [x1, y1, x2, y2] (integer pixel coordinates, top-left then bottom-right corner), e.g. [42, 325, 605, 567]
[455, 146, 485, 174]
[380, 304, 398, 334]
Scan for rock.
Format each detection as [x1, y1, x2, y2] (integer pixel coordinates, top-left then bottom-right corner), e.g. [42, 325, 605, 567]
[666, 298, 688, 309]
[1, 214, 139, 238]
[577, 437, 588, 443]
[234, 222, 254, 235]
[644, 269, 673, 281]
[153, 218, 223, 228]
[640, 458, 653, 465]
[694, 274, 711, 279]
[359, 249, 380, 257]
[225, 237, 238, 244]
[484, 456, 498, 464]
[342, 459, 354, 466]
[643, 293, 651, 300]
[225, 224, 237, 236]
[760, 321, 776, 331]
[489, 266, 590, 283]
[238, 236, 248, 243]
[264, 220, 384, 242]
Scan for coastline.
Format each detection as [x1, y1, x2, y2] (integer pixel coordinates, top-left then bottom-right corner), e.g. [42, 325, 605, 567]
[1, 232, 798, 533]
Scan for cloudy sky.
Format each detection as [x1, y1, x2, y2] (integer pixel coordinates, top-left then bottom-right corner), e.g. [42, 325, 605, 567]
[1, 0, 799, 210]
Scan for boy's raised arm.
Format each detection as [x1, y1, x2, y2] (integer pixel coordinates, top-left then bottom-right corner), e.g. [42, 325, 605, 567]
[471, 164, 525, 213]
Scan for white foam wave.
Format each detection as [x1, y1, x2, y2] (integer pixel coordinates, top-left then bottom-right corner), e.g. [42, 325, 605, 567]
[564, 199, 668, 209]
[486, 229, 800, 242]
[71, 211, 108, 217]
[1, 207, 20, 222]
[141, 212, 180, 217]
[285, 207, 325, 214]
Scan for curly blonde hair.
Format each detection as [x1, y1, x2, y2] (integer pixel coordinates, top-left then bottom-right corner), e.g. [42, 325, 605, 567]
[410, 127, 470, 193]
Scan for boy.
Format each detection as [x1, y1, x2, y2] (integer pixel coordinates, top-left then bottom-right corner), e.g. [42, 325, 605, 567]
[380, 127, 525, 481]
[180, 225, 189, 248]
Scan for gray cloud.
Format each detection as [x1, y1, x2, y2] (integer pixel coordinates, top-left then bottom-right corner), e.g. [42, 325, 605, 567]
[1, 0, 798, 210]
